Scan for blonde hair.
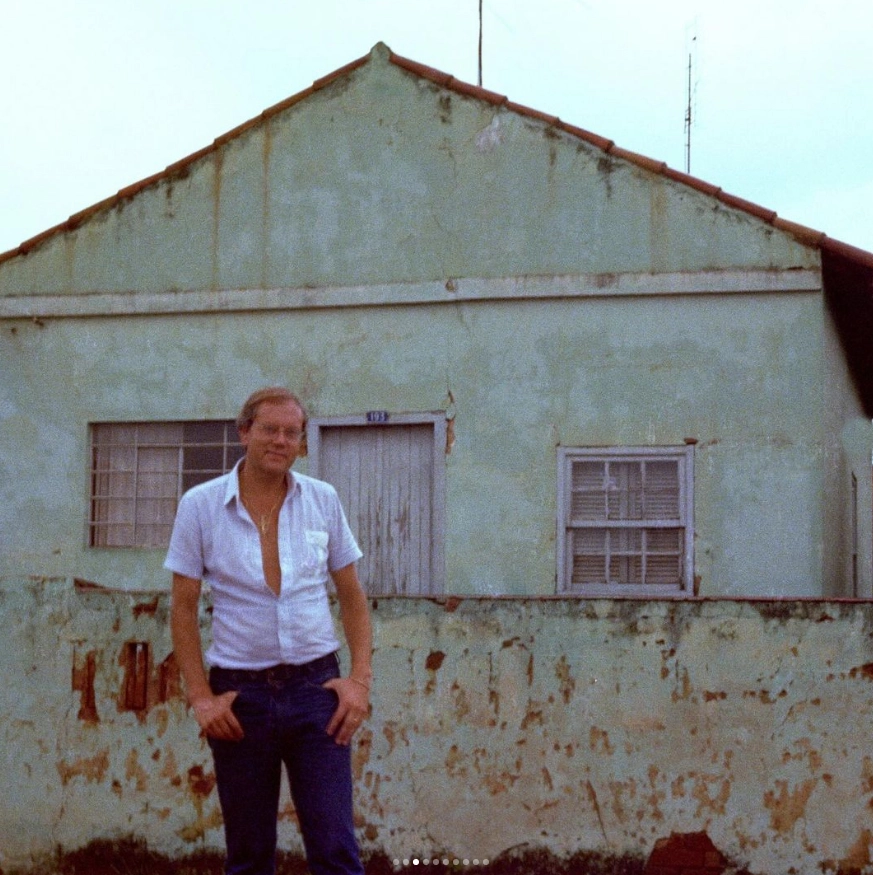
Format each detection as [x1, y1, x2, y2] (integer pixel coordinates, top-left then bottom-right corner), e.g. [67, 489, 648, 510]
[235, 387, 307, 433]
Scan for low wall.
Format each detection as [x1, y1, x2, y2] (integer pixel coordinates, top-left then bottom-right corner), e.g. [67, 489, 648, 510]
[2, 577, 873, 874]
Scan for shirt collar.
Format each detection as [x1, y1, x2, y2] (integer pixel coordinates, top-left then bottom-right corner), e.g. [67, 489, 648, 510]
[223, 458, 298, 506]
[223, 460, 243, 507]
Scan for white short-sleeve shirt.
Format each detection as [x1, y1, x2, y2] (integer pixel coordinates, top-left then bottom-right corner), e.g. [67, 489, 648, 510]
[164, 462, 363, 669]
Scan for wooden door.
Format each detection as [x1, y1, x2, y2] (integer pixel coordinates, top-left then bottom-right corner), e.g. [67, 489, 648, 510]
[310, 415, 445, 595]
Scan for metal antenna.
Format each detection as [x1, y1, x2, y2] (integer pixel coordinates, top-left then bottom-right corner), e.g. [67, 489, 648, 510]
[478, 0, 483, 86]
[684, 25, 698, 174]
[684, 51, 692, 173]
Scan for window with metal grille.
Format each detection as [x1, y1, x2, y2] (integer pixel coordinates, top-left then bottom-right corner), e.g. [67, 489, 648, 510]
[557, 447, 694, 595]
[89, 421, 244, 548]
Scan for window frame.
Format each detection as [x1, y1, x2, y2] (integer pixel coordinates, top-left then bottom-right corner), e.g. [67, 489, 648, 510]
[87, 420, 243, 549]
[557, 445, 694, 597]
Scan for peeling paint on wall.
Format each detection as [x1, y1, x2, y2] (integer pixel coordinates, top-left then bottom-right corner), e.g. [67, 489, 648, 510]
[71, 649, 98, 724]
[5, 578, 873, 874]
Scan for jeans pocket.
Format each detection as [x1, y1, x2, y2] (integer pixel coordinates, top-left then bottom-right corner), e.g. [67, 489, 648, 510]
[303, 655, 340, 692]
[209, 669, 238, 698]
[230, 686, 270, 718]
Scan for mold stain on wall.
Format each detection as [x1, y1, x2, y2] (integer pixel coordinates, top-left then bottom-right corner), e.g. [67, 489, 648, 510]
[5, 581, 873, 874]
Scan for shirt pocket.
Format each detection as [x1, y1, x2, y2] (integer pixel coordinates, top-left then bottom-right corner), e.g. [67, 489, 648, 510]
[300, 529, 329, 577]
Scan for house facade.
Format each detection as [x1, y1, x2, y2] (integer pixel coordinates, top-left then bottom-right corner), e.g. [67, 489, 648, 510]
[1, 42, 873, 873]
[1, 43, 870, 600]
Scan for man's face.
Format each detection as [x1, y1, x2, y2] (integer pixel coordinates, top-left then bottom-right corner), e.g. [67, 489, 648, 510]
[239, 399, 305, 477]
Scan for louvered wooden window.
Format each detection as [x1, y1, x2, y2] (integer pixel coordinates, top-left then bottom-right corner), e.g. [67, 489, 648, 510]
[557, 447, 694, 595]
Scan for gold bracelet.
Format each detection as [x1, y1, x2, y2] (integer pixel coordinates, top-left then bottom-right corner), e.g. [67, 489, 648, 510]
[350, 676, 372, 691]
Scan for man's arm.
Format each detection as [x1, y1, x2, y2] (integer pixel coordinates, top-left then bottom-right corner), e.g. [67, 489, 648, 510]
[170, 573, 243, 741]
[323, 562, 372, 745]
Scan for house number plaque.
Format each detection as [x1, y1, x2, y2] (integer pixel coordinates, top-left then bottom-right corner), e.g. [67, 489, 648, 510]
[366, 411, 390, 423]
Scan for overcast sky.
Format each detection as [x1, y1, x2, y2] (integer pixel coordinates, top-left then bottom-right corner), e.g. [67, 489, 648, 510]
[2, 0, 871, 257]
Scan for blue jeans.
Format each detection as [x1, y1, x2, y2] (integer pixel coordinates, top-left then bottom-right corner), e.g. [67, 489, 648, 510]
[208, 653, 363, 875]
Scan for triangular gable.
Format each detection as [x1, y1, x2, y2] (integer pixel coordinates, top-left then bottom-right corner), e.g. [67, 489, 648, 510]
[2, 41, 868, 268]
[1, 42, 871, 412]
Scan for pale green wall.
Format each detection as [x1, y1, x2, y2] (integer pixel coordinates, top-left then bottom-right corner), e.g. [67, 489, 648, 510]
[5, 577, 873, 873]
[0, 44, 818, 298]
[0, 285, 846, 596]
[0, 44, 865, 597]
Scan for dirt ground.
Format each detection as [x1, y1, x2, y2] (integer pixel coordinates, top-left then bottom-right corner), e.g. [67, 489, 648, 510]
[7, 839, 648, 875]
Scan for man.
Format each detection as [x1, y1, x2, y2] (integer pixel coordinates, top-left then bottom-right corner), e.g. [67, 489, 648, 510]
[167, 387, 372, 875]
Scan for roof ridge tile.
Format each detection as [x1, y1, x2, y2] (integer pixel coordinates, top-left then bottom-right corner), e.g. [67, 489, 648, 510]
[213, 117, 264, 148]
[165, 145, 215, 177]
[312, 55, 368, 92]
[771, 217, 826, 248]
[117, 170, 166, 200]
[661, 166, 721, 197]
[557, 122, 614, 153]
[608, 146, 667, 175]
[504, 101, 560, 127]
[260, 89, 314, 122]
[716, 191, 777, 223]
[388, 52, 453, 86]
[67, 196, 117, 229]
[444, 76, 507, 106]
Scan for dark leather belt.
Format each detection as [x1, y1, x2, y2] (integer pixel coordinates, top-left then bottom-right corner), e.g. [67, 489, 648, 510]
[210, 651, 337, 685]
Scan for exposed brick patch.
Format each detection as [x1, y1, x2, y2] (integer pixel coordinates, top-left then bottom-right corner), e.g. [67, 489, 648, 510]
[71, 649, 98, 724]
[644, 831, 727, 875]
[425, 650, 446, 671]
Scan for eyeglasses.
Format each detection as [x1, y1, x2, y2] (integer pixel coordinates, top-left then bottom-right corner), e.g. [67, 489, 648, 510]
[253, 423, 305, 441]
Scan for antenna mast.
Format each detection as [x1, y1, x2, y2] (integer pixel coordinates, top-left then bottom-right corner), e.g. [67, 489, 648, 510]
[684, 26, 697, 174]
[684, 51, 692, 173]
[478, 0, 483, 86]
